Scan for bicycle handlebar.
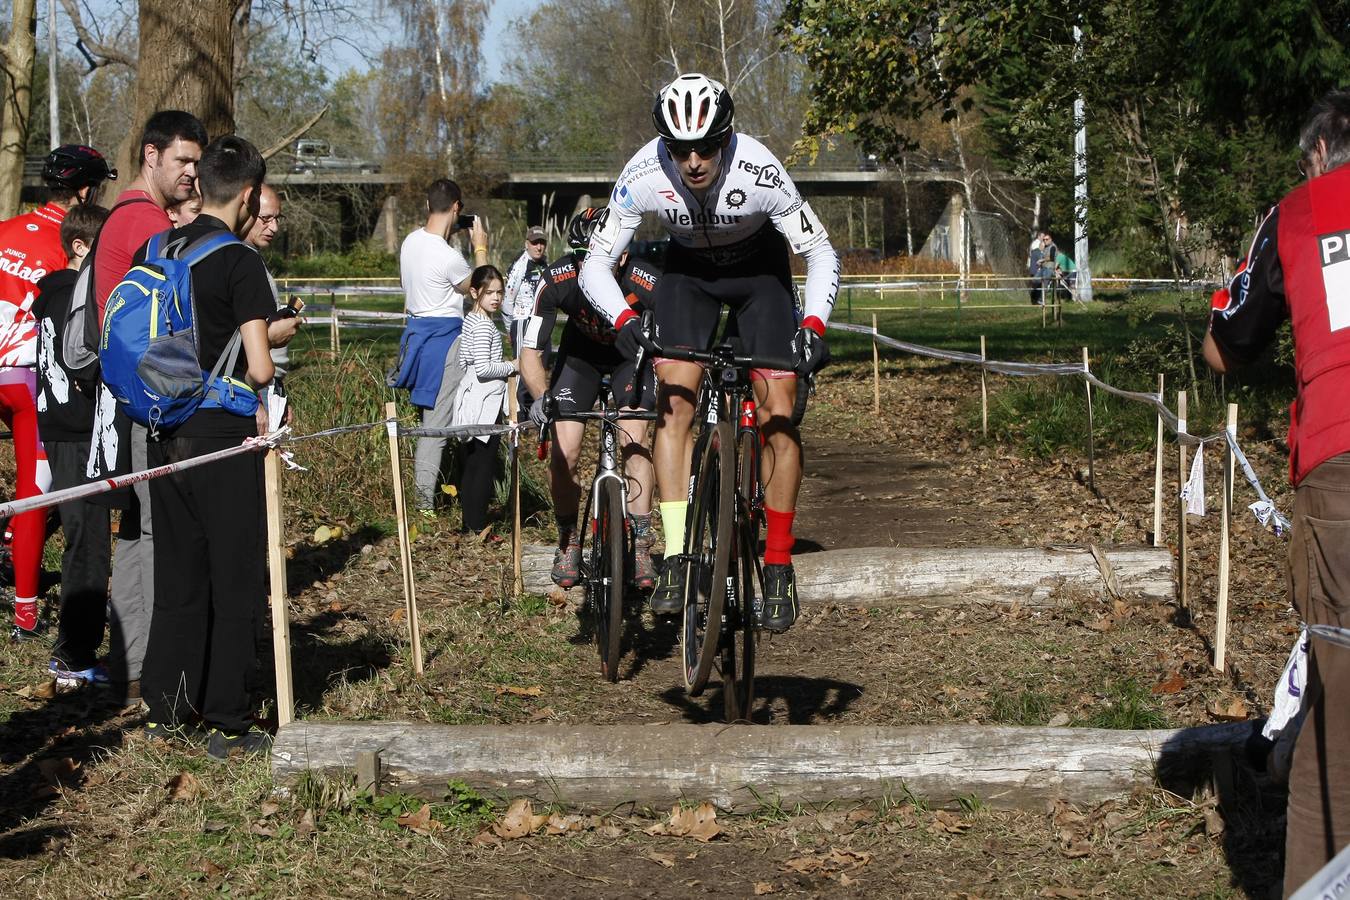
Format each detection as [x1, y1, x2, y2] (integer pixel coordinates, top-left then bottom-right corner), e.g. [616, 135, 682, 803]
[552, 410, 658, 422]
[639, 333, 798, 375]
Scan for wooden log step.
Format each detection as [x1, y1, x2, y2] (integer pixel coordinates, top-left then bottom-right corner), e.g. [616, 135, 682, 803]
[522, 544, 1175, 606]
[272, 720, 1249, 812]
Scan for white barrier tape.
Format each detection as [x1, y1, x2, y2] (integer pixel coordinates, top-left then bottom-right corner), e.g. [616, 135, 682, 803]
[399, 422, 520, 439]
[834, 319, 1289, 534]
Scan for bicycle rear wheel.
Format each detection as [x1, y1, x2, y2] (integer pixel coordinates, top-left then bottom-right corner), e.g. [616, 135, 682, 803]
[683, 420, 735, 696]
[722, 430, 761, 721]
[591, 478, 625, 682]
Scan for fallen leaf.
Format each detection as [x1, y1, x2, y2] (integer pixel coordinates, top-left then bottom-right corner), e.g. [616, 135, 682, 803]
[248, 822, 275, 838]
[495, 685, 543, 698]
[492, 798, 548, 839]
[838, 872, 859, 887]
[646, 802, 722, 842]
[599, 824, 623, 839]
[929, 810, 971, 834]
[647, 852, 675, 869]
[754, 883, 777, 896]
[1208, 696, 1249, 721]
[33, 680, 56, 699]
[37, 757, 80, 786]
[1061, 840, 1093, 858]
[529, 707, 555, 721]
[408, 524, 420, 542]
[259, 800, 281, 818]
[197, 860, 225, 877]
[313, 525, 333, 544]
[295, 809, 317, 836]
[1202, 807, 1225, 836]
[784, 856, 824, 874]
[1041, 888, 1087, 899]
[166, 772, 202, 802]
[1048, 712, 1071, 727]
[1085, 617, 1114, 632]
[545, 813, 585, 835]
[828, 847, 873, 867]
[202, 820, 229, 833]
[846, 808, 877, 825]
[441, 484, 458, 497]
[1152, 672, 1187, 695]
[470, 829, 502, 847]
[16, 685, 33, 698]
[372, 558, 393, 572]
[388, 608, 406, 623]
[396, 803, 444, 835]
[327, 600, 345, 614]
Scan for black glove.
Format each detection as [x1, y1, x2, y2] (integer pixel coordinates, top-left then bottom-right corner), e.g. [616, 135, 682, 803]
[791, 326, 829, 376]
[615, 317, 647, 362]
[528, 393, 554, 428]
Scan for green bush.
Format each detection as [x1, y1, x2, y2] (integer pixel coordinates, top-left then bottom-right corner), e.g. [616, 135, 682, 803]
[272, 244, 398, 279]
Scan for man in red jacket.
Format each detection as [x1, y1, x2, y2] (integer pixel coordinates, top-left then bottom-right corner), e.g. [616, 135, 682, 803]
[0, 145, 114, 639]
[1205, 90, 1350, 895]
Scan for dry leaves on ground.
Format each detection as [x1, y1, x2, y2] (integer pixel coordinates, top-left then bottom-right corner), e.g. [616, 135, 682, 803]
[165, 772, 201, 802]
[644, 802, 723, 842]
[492, 798, 549, 839]
[397, 803, 445, 835]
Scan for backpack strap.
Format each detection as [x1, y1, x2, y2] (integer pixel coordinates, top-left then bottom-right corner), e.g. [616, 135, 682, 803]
[203, 331, 245, 398]
[178, 231, 242, 266]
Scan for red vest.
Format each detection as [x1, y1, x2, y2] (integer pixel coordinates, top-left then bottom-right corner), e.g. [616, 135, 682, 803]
[1282, 164, 1350, 483]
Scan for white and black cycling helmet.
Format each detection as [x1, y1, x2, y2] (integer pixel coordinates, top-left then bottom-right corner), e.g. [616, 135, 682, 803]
[652, 73, 734, 144]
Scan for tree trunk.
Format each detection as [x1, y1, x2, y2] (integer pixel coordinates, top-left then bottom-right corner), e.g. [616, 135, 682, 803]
[108, 0, 239, 196]
[0, 0, 38, 219]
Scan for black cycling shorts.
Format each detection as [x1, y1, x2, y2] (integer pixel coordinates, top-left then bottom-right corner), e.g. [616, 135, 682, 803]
[550, 335, 656, 414]
[653, 231, 798, 371]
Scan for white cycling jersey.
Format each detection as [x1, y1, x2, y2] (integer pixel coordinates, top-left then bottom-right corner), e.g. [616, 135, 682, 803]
[502, 248, 546, 323]
[579, 134, 839, 329]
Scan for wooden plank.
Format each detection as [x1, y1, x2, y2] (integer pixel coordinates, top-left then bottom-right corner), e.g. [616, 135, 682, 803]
[384, 401, 424, 675]
[1152, 373, 1164, 547]
[272, 720, 1253, 812]
[1177, 391, 1189, 610]
[521, 544, 1174, 606]
[1215, 403, 1237, 672]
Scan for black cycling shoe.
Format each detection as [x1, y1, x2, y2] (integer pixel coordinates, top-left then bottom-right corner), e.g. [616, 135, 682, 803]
[761, 564, 800, 633]
[650, 555, 691, 615]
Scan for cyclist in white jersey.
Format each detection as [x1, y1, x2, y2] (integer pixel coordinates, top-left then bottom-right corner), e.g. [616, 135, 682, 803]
[580, 73, 838, 632]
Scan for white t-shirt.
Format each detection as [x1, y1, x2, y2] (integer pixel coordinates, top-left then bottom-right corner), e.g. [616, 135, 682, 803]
[400, 227, 470, 318]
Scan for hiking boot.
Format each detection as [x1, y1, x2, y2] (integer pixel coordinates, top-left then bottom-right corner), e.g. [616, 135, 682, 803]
[632, 535, 657, 591]
[650, 555, 691, 615]
[49, 659, 111, 688]
[551, 540, 582, 589]
[143, 720, 206, 746]
[207, 727, 273, 761]
[761, 564, 800, 633]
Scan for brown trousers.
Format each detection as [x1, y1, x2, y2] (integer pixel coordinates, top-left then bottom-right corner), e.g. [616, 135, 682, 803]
[1285, 452, 1350, 896]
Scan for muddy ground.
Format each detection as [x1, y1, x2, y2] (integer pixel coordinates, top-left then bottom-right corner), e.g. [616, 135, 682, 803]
[0, 358, 1297, 897]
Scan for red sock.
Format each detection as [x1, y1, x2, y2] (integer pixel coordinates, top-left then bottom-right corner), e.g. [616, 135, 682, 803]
[764, 506, 795, 566]
[13, 597, 36, 632]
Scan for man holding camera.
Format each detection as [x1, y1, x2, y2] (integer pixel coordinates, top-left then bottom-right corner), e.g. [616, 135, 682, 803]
[391, 178, 489, 513]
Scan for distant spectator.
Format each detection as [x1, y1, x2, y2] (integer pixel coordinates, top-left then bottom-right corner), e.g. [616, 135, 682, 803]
[389, 178, 489, 514]
[1053, 248, 1077, 302]
[35, 203, 112, 683]
[138, 135, 277, 759]
[451, 265, 516, 534]
[244, 184, 303, 380]
[1035, 231, 1057, 304]
[503, 225, 549, 417]
[0, 144, 114, 641]
[1027, 231, 1044, 305]
[90, 110, 207, 704]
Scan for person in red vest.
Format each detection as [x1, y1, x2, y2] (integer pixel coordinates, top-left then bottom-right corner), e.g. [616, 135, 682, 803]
[0, 145, 114, 639]
[1205, 90, 1350, 895]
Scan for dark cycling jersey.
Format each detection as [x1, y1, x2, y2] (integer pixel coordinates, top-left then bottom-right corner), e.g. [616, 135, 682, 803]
[523, 253, 659, 354]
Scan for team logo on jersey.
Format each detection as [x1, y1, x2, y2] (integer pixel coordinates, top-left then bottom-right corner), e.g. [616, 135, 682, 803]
[612, 184, 638, 211]
[25, 224, 38, 232]
[658, 189, 678, 202]
[619, 155, 661, 185]
[725, 188, 746, 209]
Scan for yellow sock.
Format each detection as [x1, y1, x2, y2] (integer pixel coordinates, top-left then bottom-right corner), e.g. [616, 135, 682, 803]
[660, 500, 688, 558]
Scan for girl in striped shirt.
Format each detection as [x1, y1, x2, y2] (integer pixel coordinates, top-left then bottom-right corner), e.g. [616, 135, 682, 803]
[451, 265, 518, 534]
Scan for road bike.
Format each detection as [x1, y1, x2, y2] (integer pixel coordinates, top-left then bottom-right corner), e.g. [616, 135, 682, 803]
[639, 326, 809, 721]
[542, 381, 655, 682]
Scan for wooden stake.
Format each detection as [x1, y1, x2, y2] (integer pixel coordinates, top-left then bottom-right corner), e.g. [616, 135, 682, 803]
[508, 376, 523, 599]
[329, 291, 339, 360]
[1152, 374, 1165, 547]
[1082, 347, 1095, 492]
[264, 449, 294, 727]
[980, 335, 989, 438]
[356, 750, 381, 795]
[384, 401, 424, 675]
[872, 313, 881, 415]
[1177, 391, 1189, 611]
[1214, 403, 1237, 672]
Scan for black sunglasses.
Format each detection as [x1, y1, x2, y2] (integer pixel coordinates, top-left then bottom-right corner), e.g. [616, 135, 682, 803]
[665, 137, 723, 159]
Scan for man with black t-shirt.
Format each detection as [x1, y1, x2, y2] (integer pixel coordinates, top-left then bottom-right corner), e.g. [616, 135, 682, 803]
[136, 136, 277, 759]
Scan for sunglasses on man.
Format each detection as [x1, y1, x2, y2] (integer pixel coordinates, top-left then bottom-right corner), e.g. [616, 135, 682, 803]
[665, 138, 723, 159]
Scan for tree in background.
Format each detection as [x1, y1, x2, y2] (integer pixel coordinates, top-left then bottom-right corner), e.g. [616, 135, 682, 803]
[0, 0, 38, 218]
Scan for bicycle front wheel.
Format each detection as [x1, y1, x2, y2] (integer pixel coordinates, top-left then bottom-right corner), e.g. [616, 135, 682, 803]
[592, 478, 626, 682]
[722, 429, 761, 721]
[683, 420, 735, 696]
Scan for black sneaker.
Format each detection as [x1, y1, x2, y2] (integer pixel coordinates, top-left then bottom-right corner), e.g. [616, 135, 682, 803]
[761, 564, 800, 633]
[143, 720, 207, 746]
[10, 624, 44, 643]
[206, 727, 273, 761]
[650, 555, 691, 615]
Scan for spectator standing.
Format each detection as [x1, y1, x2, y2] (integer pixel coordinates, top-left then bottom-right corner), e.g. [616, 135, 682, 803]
[89, 111, 206, 699]
[1027, 231, 1044, 305]
[389, 179, 489, 514]
[138, 135, 277, 757]
[1035, 231, 1057, 307]
[1203, 90, 1350, 895]
[0, 145, 114, 640]
[243, 184, 303, 380]
[503, 226, 548, 352]
[34, 204, 111, 682]
[451, 265, 516, 534]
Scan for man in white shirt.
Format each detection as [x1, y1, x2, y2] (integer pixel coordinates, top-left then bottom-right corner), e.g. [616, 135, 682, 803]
[503, 225, 548, 351]
[391, 178, 489, 512]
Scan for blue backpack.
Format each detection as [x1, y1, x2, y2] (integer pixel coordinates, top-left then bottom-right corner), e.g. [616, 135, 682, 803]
[99, 229, 259, 431]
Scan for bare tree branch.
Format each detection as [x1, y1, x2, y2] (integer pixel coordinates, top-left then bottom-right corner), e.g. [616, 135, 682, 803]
[61, 0, 137, 69]
[261, 102, 329, 158]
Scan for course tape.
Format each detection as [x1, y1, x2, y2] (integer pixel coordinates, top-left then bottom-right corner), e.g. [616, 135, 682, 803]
[831, 320, 1290, 535]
